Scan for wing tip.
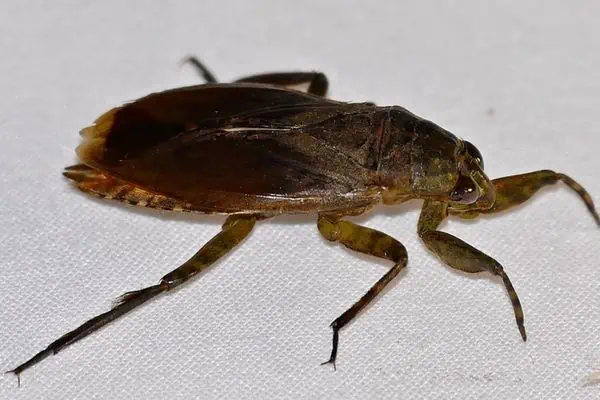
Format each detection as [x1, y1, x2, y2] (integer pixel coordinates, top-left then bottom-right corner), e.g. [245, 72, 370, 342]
[79, 107, 119, 138]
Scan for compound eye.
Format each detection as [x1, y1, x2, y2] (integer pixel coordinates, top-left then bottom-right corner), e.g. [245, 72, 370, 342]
[450, 174, 480, 204]
[464, 141, 484, 170]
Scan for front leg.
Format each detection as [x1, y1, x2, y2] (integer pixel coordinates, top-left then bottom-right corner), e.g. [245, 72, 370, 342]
[450, 170, 600, 224]
[418, 201, 526, 341]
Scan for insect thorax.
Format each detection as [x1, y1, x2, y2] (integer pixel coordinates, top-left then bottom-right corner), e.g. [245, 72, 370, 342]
[378, 108, 462, 203]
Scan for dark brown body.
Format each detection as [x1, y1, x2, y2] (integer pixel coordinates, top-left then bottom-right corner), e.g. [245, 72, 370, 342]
[75, 83, 461, 216]
[9, 59, 599, 382]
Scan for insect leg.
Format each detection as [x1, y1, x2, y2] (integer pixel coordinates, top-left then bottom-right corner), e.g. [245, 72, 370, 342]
[317, 214, 408, 368]
[418, 200, 526, 341]
[7, 215, 255, 382]
[234, 72, 329, 96]
[181, 55, 328, 95]
[182, 56, 218, 83]
[450, 170, 600, 225]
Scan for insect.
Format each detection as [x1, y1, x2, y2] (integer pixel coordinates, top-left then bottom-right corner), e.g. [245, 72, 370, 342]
[8, 57, 599, 383]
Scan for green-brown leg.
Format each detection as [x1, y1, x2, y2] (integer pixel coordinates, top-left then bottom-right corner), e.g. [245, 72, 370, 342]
[424, 170, 599, 342]
[183, 56, 329, 96]
[7, 215, 256, 384]
[234, 72, 329, 97]
[182, 56, 218, 83]
[418, 201, 527, 341]
[450, 170, 600, 224]
[317, 214, 408, 368]
[419, 171, 599, 342]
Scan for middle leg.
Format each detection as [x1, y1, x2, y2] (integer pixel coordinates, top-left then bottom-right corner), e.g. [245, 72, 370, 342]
[317, 213, 408, 368]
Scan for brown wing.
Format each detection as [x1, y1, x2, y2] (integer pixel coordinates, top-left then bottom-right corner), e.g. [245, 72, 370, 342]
[72, 84, 383, 215]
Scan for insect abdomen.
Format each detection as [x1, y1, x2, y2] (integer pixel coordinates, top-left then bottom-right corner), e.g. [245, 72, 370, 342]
[63, 164, 193, 212]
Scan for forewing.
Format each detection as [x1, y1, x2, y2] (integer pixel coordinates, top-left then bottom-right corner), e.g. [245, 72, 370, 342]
[80, 83, 343, 163]
[75, 84, 380, 214]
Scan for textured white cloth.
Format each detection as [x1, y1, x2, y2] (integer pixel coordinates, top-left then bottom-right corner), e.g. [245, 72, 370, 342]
[1, 1, 599, 399]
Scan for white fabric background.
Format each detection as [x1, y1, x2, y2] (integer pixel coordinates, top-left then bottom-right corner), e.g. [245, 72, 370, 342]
[1, 1, 599, 399]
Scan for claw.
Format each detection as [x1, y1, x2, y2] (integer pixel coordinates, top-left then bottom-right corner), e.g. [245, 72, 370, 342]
[321, 325, 339, 370]
[499, 270, 527, 342]
[556, 173, 600, 226]
[320, 358, 336, 371]
[5, 369, 21, 388]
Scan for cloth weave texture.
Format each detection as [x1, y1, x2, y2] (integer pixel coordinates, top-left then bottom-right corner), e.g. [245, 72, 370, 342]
[1, 1, 599, 399]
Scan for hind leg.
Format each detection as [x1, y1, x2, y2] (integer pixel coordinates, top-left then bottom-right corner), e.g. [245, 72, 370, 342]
[8, 215, 256, 381]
